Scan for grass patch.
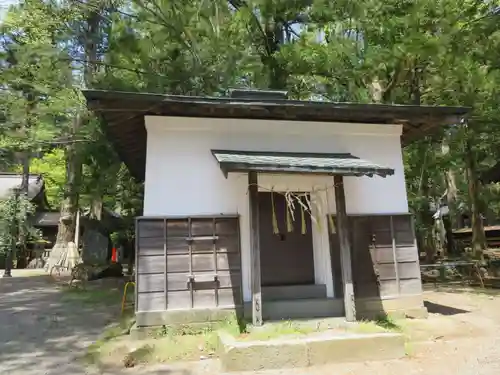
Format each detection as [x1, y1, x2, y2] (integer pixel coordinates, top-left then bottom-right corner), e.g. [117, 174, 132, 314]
[228, 320, 340, 341]
[227, 316, 402, 342]
[132, 332, 220, 364]
[84, 311, 136, 365]
[84, 313, 245, 368]
[346, 316, 401, 334]
[375, 315, 401, 331]
[60, 284, 128, 306]
[151, 313, 245, 338]
[351, 321, 391, 334]
[233, 320, 328, 341]
[84, 314, 407, 369]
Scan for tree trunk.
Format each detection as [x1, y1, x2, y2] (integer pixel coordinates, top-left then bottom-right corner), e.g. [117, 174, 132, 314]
[420, 157, 436, 263]
[408, 70, 437, 262]
[84, 10, 100, 87]
[17, 93, 35, 269]
[91, 198, 103, 220]
[264, 18, 287, 90]
[371, 78, 383, 103]
[46, 8, 102, 273]
[45, 115, 83, 272]
[57, 136, 81, 244]
[440, 136, 458, 256]
[16, 153, 31, 269]
[446, 169, 462, 225]
[20, 153, 30, 194]
[464, 132, 486, 259]
[445, 168, 462, 254]
[2, 189, 19, 277]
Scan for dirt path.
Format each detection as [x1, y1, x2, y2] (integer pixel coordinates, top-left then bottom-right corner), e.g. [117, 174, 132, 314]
[0, 270, 117, 375]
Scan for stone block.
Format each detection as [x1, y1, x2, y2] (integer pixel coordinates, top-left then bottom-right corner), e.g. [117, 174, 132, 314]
[306, 332, 405, 365]
[221, 341, 308, 372]
[218, 330, 405, 372]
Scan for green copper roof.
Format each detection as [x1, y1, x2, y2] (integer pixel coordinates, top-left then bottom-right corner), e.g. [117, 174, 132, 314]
[211, 150, 395, 178]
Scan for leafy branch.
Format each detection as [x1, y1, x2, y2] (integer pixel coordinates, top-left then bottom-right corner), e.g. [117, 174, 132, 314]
[0, 191, 40, 256]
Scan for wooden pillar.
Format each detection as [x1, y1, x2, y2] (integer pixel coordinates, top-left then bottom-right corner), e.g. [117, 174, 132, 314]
[334, 175, 356, 322]
[248, 171, 262, 326]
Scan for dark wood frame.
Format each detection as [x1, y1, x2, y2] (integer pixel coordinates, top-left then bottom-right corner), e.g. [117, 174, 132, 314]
[248, 171, 263, 326]
[333, 175, 356, 321]
[246, 173, 357, 324]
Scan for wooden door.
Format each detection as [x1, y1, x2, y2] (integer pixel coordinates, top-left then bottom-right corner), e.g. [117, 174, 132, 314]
[258, 192, 315, 286]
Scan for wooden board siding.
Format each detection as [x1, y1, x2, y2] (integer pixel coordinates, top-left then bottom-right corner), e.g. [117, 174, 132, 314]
[136, 216, 242, 313]
[329, 214, 422, 304]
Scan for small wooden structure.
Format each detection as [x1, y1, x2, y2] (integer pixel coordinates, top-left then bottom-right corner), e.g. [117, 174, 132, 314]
[33, 209, 123, 264]
[0, 173, 49, 268]
[85, 89, 469, 328]
[453, 226, 500, 250]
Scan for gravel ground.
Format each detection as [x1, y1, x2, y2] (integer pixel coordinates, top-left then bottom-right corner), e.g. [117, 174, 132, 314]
[1, 271, 500, 375]
[0, 270, 117, 375]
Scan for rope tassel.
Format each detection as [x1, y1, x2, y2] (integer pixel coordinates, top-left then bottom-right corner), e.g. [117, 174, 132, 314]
[325, 186, 336, 233]
[300, 199, 306, 235]
[286, 203, 294, 233]
[311, 188, 323, 232]
[330, 216, 336, 234]
[285, 191, 294, 233]
[270, 189, 279, 235]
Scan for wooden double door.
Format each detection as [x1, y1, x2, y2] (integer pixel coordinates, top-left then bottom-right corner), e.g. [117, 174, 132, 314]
[258, 192, 315, 286]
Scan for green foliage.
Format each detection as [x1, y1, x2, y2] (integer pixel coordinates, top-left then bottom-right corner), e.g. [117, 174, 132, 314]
[23, 149, 66, 207]
[0, 0, 78, 153]
[0, 0, 499, 256]
[0, 192, 40, 255]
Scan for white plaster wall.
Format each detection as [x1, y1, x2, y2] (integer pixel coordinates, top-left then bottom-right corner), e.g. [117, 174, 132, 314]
[143, 116, 409, 302]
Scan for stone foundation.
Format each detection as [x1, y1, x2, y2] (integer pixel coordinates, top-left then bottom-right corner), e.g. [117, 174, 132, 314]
[356, 294, 428, 320]
[218, 330, 405, 372]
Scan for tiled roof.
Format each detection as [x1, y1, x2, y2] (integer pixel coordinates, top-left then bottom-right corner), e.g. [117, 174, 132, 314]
[83, 89, 469, 181]
[211, 150, 395, 177]
[0, 173, 44, 200]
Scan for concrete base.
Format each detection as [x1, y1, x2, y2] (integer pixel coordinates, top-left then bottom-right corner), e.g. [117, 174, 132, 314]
[244, 298, 344, 321]
[218, 329, 405, 372]
[356, 294, 429, 320]
[262, 284, 327, 301]
[243, 294, 428, 322]
[130, 318, 240, 340]
[135, 307, 242, 327]
[130, 323, 152, 340]
[133, 294, 428, 332]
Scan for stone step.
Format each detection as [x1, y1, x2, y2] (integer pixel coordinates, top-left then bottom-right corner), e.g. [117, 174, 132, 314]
[262, 284, 327, 301]
[262, 298, 344, 320]
[219, 329, 405, 372]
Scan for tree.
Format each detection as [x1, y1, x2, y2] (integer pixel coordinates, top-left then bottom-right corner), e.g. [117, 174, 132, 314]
[0, 190, 40, 275]
[0, 0, 78, 268]
[1, 0, 499, 273]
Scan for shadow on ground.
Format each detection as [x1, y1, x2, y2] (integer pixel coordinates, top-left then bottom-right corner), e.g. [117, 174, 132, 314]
[0, 273, 192, 375]
[423, 300, 470, 316]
